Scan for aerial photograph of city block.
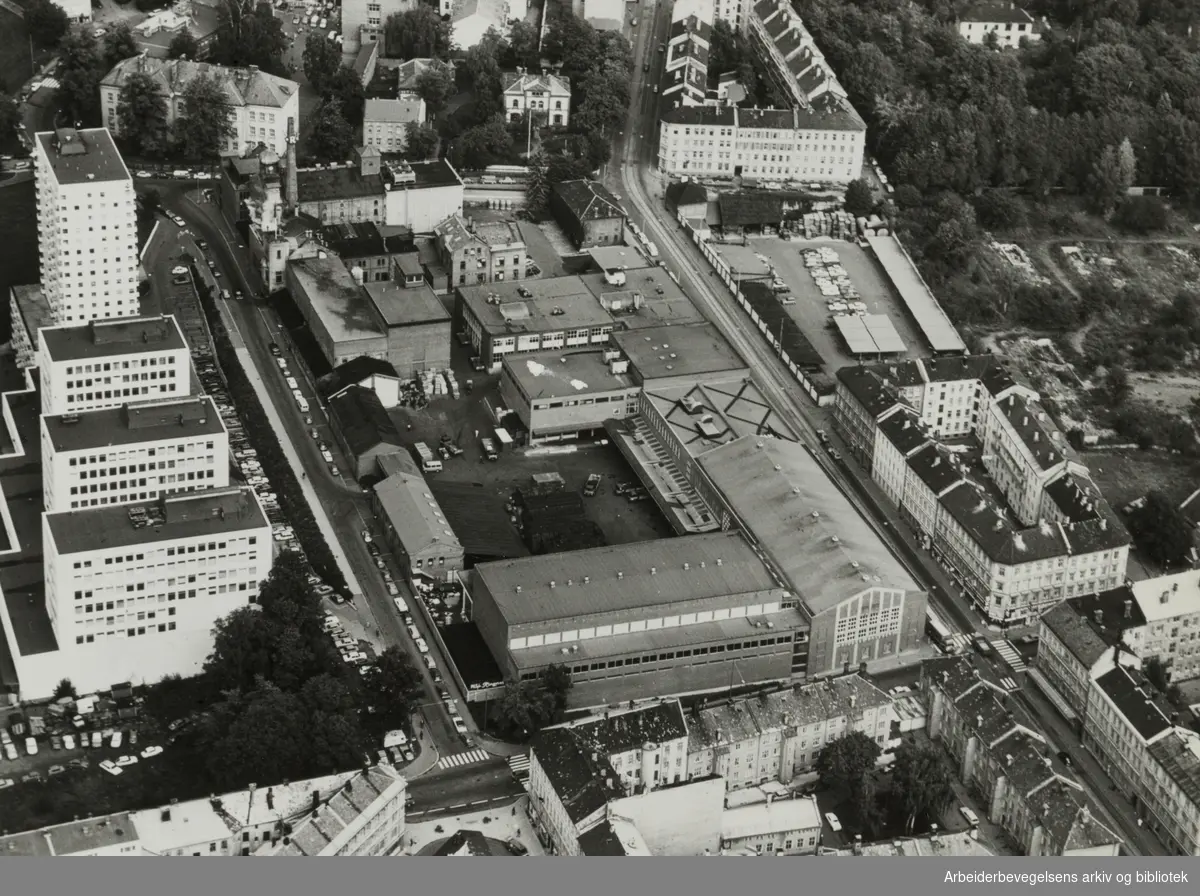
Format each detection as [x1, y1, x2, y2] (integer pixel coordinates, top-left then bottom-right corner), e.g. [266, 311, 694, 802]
[0, 0, 1197, 862]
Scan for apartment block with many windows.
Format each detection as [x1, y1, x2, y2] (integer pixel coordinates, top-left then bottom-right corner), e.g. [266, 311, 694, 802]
[686, 675, 894, 789]
[32, 128, 139, 329]
[922, 656, 1122, 856]
[1083, 663, 1200, 855]
[37, 316, 191, 416]
[41, 396, 229, 513]
[34, 487, 272, 695]
[658, 105, 864, 182]
[833, 358, 1130, 625]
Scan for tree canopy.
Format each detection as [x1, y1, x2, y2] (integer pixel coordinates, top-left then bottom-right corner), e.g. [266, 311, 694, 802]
[213, 0, 288, 72]
[57, 31, 104, 127]
[383, 6, 451, 59]
[415, 62, 455, 116]
[303, 30, 342, 95]
[490, 665, 573, 739]
[403, 122, 439, 161]
[307, 97, 356, 162]
[816, 730, 880, 793]
[167, 30, 202, 61]
[117, 71, 172, 157]
[26, 0, 70, 49]
[102, 23, 141, 72]
[1129, 490, 1194, 569]
[173, 71, 236, 159]
[889, 742, 955, 834]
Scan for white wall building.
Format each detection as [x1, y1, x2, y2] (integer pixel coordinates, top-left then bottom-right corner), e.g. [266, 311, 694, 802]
[720, 794, 823, 855]
[9, 487, 273, 699]
[56, 0, 93, 21]
[0, 768, 406, 856]
[37, 316, 191, 416]
[658, 105, 865, 182]
[1130, 571, 1200, 684]
[958, 1, 1041, 48]
[450, 0, 509, 50]
[341, 0, 415, 58]
[363, 97, 426, 153]
[502, 70, 572, 127]
[41, 396, 229, 513]
[100, 56, 300, 158]
[33, 128, 139, 328]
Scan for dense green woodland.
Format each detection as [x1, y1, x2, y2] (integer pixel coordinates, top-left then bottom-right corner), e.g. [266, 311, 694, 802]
[797, 0, 1200, 315]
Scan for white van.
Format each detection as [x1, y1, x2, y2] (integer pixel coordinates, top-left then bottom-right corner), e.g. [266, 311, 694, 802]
[296, 396, 310, 413]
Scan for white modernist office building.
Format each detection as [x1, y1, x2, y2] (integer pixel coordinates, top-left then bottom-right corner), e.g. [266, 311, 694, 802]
[37, 316, 192, 416]
[40, 396, 230, 513]
[8, 487, 274, 699]
[33, 128, 140, 327]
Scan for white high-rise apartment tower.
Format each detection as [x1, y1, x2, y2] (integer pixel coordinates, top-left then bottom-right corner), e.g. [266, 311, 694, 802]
[34, 128, 139, 326]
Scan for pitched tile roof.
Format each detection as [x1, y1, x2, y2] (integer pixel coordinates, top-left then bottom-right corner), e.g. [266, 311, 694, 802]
[551, 180, 625, 223]
[101, 57, 298, 110]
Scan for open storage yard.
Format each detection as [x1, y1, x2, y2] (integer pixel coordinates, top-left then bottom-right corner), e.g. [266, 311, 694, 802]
[712, 237, 928, 367]
[387, 384, 675, 550]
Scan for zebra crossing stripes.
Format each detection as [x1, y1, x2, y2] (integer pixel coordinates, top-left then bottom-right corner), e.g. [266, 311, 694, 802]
[40, 78, 60, 90]
[998, 677, 1020, 692]
[508, 753, 531, 782]
[437, 748, 490, 770]
[991, 639, 1027, 672]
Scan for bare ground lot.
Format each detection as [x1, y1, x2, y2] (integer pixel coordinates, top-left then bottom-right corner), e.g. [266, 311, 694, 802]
[1129, 371, 1200, 417]
[713, 237, 929, 368]
[1081, 448, 1198, 512]
[1082, 448, 1200, 580]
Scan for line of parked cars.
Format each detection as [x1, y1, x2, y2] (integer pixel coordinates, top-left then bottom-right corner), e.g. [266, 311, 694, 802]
[0, 723, 165, 788]
[322, 612, 371, 668]
[134, 169, 215, 181]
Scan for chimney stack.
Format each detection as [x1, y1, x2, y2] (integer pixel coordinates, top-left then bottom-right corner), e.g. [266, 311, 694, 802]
[285, 117, 299, 211]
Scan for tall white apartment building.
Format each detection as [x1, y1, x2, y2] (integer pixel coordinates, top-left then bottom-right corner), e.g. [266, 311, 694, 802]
[28, 487, 272, 697]
[38, 316, 191, 416]
[100, 57, 300, 158]
[33, 128, 139, 327]
[41, 396, 229, 513]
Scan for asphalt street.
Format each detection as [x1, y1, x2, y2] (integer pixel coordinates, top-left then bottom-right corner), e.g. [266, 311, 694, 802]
[137, 182, 482, 761]
[614, 0, 1165, 857]
[406, 760, 525, 820]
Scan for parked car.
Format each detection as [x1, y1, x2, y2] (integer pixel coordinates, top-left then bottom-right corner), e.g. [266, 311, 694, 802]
[959, 806, 979, 827]
[99, 759, 122, 776]
[825, 812, 842, 832]
[25, 737, 37, 756]
[583, 473, 602, 497]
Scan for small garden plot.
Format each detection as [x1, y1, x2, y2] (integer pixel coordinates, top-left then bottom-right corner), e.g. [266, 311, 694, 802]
[988, 241, 1048, 285]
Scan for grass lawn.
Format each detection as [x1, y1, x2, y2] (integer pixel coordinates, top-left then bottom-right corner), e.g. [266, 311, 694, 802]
[0, 9, 31, 97]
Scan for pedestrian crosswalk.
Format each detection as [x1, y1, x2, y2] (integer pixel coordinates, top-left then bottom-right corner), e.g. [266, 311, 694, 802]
[40, 78, 60, 90]
[437, 748, 490, 770]
[991, 639, 1027, 672]
[508, 753, 531, 783]
[998, 676, 1020, 692]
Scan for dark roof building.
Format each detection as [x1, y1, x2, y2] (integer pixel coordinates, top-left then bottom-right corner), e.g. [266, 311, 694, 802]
[548, 181, 626, 250]
[326, 385, 406, 479]
[318, 357, 400, 400]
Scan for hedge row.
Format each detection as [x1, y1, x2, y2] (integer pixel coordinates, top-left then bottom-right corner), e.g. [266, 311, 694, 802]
[189, 266, 350, 594]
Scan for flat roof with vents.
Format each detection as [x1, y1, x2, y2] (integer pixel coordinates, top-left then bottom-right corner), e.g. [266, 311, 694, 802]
[833, 313, 906, 355]
[40, 315, 187, 361]
[43, 396, 224, 452]
[502, 350, 634, 402]
[457, 275, 612, 336]
[46, 487, 267, 554]
[36, 128, 131, 186]
[474, 530, 786, 627]
[611, 323, 748, 384]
